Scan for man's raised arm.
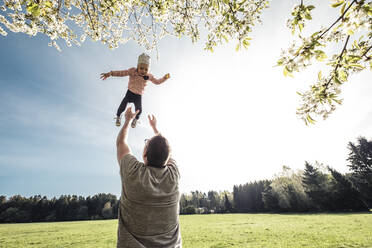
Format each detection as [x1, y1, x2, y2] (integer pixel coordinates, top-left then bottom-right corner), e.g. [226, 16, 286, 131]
[148, 114, 160, 135]
[116, 107, 139, 164]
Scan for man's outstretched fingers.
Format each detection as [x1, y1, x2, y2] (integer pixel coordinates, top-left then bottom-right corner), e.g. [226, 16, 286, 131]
[124, 107, 133, 120]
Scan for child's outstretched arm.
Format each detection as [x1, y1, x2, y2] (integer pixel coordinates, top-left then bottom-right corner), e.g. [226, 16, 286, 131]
[149, 73, 170, 85]
[100, 68, 134, 80]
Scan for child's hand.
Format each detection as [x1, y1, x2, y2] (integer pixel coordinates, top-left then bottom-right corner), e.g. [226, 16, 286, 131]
[100, 72, 111, 80]
[164, 73, 170, 79]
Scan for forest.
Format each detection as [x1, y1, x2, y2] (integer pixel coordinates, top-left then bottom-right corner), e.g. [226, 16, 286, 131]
[1, 137, 370, 223]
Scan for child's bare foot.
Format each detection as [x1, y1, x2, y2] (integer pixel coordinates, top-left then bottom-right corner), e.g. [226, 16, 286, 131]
[131, 119, 138, 128]
[115, 116, 121, 126]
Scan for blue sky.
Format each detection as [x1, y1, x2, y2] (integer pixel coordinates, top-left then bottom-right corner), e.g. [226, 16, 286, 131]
[1, 1, 371, 197]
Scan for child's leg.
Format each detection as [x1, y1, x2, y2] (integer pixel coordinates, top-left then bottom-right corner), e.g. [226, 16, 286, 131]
[133, 95, 142, 120]
[116, 95, 129, 117]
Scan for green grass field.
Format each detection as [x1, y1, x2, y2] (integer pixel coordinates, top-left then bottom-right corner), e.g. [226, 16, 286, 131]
[1, 213, 371, 248]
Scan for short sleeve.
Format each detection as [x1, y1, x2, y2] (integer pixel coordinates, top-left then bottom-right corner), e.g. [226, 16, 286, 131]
[119, 154, 141, 179]
[166, 157, 180, 180]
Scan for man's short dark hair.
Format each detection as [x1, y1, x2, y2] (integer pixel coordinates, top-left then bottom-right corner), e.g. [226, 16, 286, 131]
[146, 134, 171, 167]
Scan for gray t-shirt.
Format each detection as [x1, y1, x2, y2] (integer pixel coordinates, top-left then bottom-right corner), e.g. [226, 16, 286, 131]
[117, 154, 182, 248]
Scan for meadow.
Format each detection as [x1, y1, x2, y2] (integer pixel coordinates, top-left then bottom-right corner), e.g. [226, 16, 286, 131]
[0, 213, 371, 248]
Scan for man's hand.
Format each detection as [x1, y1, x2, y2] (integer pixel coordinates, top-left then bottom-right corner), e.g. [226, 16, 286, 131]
[100, 72, 111, 80]
[124, 107, 140, 123]
[116, 107, 139, 164]
[148, 114, 159, 134]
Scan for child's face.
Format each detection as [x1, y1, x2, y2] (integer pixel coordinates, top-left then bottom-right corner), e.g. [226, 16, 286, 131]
[137, 63, 149, 75]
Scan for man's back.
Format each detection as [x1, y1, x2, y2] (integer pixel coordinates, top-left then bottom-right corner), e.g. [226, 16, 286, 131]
[117, 154, 181, 248]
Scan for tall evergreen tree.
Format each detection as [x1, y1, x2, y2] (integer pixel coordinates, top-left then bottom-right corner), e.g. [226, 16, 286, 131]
[262, 184, 280, 212]
[233, 181, 270, 213]
[328, 167, 368, 211]
[347, 137, 372, 208]
[207, 191, 218, 212]
[302, 162, 334, 211]
[224, 194, 232, 213]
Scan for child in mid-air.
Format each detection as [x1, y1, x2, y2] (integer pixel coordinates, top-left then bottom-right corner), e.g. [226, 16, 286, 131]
[100, 53, 170, 128]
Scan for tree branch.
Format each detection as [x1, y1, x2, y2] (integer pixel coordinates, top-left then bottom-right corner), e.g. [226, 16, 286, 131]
[362, 45, 372, 60]
[82, 0, 96, 31]
[326, 35, 350, 87]
[91, 0, 96, 15]
[287, 0, 356, 65]
[319, 0, 357, 39]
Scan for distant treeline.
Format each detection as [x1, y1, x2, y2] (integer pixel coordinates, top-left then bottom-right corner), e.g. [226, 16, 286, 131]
[181, 137, 371, 214]
[1, 137, 371, 223]
[0, 193, 119, 223]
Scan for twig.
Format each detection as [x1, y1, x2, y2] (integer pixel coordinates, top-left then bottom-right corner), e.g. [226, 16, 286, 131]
[361, 45, 372, 59]
[83, 0, 95, 31]
[318, 0, 356, 39]
[287, 0, 356, 64]
[91, 0, 96, 15]
[325, 35, 350, 87]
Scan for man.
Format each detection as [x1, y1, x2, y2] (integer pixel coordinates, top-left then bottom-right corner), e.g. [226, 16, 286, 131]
[116, 106, 182, 248]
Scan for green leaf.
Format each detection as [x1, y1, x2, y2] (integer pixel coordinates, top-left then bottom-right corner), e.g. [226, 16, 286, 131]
[221, 35, 229, 43]
[27, 3, 40, 17]
[283, 66, 289, 76]
[299, 23, 303, 32]
[277, 59, 284, 66]
[338, 70, 347, 82]
[333, 76, 342, 85]
[283, 66, 293, 77]
[223, 0, 229, 4]
[45, 1, 52, 8]
[242, 38, 250, 49]
[212, 0, 217, 9]
[347, 64, 365, 69]
[331, 1, 344, 8]
[235, 43, 240, 51]
[347, 29, 354, 35]
[307, 5, 315, 11]
[353, 40, 360, 49]
[306, 114, 316, 124]
[340, 2, 346, 14]
[315, 50, 327, 61]
[333, 98, 342, 104]
[318, 71, 322, 81]
[366, 4, 372, 16]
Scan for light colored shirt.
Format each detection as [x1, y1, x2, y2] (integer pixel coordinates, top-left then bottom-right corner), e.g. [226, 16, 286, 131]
[111, 67, 168, 95]
[117, 154, 182, 248]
